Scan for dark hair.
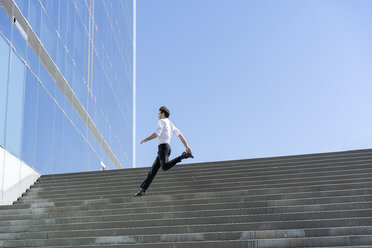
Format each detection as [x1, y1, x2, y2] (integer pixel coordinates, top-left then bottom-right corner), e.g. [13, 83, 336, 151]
[159, 106, 170, 118]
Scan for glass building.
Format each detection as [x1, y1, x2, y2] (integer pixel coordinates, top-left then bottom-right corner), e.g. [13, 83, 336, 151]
[0, 0, 135, 204]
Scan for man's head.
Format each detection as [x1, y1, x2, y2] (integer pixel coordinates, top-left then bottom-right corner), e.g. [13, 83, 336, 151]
[159, 106, 170, 119]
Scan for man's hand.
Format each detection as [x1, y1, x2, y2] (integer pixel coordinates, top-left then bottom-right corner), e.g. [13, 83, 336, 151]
[178, 134, 192, 154]
[186, 147, 192, 154]
[141, 133, 157, 144]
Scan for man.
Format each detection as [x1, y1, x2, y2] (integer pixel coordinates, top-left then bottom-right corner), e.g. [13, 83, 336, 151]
[134, 106, 194, 197]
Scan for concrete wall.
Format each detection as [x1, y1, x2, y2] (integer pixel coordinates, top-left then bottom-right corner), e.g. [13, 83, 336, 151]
[0, 146, 40, 205]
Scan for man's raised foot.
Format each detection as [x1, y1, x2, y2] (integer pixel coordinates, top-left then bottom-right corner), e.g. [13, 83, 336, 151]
[182, 152, 194, 159]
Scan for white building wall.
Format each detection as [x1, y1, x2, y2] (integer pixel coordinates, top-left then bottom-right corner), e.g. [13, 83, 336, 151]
[0, 146, 40, 205]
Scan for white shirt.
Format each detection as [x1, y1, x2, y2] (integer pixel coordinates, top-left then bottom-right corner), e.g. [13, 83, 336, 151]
[155, 118, 181, 145]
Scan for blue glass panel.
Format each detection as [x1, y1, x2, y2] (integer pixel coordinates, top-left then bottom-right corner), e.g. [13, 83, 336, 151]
[14, 0, 29, 18]
[54, 83, 65, 112]
[74, 18, 85, 78]
[68, 100, 86, 139]
[5, 50, 25, 157]
[62, 84, 73, 119]
[0, 7, 12, 40]
[66, 1, 75, 55]
[82, 141, 88, 171]
[58, 0, 67, 43]
[35, 86, 55, 174]
[56, 39, 65, 76]
[68, 127, 84, 173]
[26, 45, 39, 77]
[73, 67, 87, 112]
[51, 106, 64, 173]
[88, 130, 110, 169]
[75, 0, 89, 30]
[28, 0, 41, 37]
[60, 117, 72, 173]
[21, 69, 39, 167]
[0, 36, 11, 147]
[62, 118, 84, 173]
[44, 0, 58, 30]
[105, 158, 115, 170]
[39, 64, 55, 97]
[12, 23, 27, 60]
[83, 42, 88, 83]
[92, 55, 102, 105]
[39, 0, 46, 9]
[87, 145, 99, 171]
[64, 55, 73, 88]
[41, 10, 57, 62]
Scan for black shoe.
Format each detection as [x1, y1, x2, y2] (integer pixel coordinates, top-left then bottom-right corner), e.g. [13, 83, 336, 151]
[182, 152, 194, 159]
[134, 188, 146, 197]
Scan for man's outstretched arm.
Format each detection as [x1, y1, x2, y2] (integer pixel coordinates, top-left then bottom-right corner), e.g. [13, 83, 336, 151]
[178, 134, 192, 154]
[141, 133, 157, 144]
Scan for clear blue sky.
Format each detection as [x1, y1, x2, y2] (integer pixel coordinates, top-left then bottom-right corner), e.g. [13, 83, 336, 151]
[135, 0, 372, 168]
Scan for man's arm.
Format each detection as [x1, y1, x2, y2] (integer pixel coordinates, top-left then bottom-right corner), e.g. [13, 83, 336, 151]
[141, 133, 157, 144]
[141, 120, 164, 144]
[178, 134, 192, 154]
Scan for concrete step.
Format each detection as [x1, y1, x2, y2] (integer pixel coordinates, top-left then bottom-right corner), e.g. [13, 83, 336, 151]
[35, 155, 372, 185]
[2, 193, 372, 223]
[0, 227, 372, 247]
[1, 232, 372, 247]
[2, 149, 372, 247]
[1, 226, 371, 242]
[24, 176, 372, 204]
[0, 209, 371, 234]
[0, 192, 372, 222]
[2, 200, 372, 228]
[1, 215, 371, 237]
[38, 148, 372, 180]
[5, 184, 372, 212]
[305, 246, 372, 248]
[15, 175, 372, 204]
[37, 154, 372, 182]
[39, 240, 372, 248]
[21, 172, 372, 202]
[27, 162, 372, 193]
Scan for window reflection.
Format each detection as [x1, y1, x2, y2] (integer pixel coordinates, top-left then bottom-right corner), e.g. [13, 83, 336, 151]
[35, 86, 55, 174]
[43, 0, 59, 30]
[56, 39, 66, 77]
[58, 0, 68, 43]
[74, 18, 86, 80]
[11, 23, 27, 60]
[14, 0, 28, 19]
[66, 1, 75, 55]
[39, 64, 56, 98]
[0, 36, 11, 147]
[1, 0, 134, 172]
[41, 10, 57, 62]
[26, 46, 39, 78]
[0, 7, 12, 39]
[22, 69, 39, 168]
[52, 106, 64, 173]
[5, 50, 26, 157]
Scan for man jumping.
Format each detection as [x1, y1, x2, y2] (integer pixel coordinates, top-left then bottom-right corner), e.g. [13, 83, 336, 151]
[134, 106, 194, 197]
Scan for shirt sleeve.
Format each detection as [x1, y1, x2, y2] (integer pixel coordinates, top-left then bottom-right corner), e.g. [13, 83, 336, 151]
[155, 120, 164, 137]
[172, 123, 181, 136]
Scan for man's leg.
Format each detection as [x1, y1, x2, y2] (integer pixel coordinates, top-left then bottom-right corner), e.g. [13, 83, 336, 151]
[162, 156, 183, 171]
[160, 144, 183, 171]
[139, 156, 161, 190]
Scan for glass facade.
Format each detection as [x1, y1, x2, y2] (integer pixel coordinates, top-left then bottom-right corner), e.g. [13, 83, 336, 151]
[0, 0, 134, 175]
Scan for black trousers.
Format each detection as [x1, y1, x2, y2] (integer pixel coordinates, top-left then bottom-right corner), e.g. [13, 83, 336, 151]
[140, 143, 182, 190]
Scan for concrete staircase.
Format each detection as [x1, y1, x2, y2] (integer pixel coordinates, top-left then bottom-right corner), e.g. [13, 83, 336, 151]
[1, 149, 372, 247]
